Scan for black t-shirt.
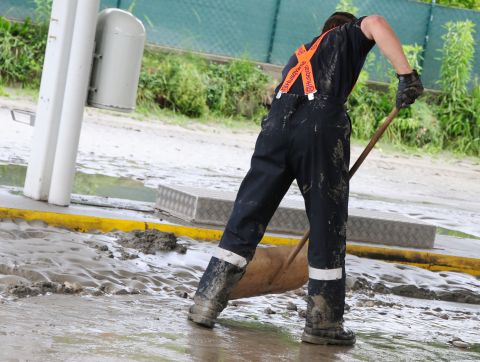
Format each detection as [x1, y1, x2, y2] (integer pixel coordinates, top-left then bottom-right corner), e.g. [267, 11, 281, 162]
[275, 16, 375, 102]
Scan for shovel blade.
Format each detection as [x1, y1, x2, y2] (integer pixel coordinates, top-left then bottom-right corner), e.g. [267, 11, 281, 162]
[230, 244, 308, 300]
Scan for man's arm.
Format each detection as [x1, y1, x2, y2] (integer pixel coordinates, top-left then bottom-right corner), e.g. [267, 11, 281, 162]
[360, 15, 412, 75]
[360, 15, 423, 108]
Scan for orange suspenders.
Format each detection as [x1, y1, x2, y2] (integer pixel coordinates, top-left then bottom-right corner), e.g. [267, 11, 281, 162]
[277, 28, 335, 101]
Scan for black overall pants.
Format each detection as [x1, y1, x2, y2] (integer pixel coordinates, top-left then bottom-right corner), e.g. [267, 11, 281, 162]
[219, 93, 350, 320]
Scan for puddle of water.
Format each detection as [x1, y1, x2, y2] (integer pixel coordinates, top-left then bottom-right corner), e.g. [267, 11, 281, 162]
[0, 163, 157, 202]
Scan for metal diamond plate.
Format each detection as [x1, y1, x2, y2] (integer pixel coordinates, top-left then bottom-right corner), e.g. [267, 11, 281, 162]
[155, 185, 436, 248]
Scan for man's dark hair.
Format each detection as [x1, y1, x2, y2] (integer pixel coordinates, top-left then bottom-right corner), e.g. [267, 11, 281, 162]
[322, 12, 357, 33]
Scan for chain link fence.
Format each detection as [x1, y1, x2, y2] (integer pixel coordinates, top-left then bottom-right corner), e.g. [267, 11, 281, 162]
[2, 0, 480, 89]
[0, 0, 35, 20]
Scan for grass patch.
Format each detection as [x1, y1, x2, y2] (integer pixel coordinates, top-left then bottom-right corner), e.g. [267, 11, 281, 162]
[0, 84, 9, 97]
[436, 227, 480, 240]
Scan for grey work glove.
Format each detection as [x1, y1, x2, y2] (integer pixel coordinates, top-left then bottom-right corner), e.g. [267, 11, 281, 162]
[396, 69, 424, 109]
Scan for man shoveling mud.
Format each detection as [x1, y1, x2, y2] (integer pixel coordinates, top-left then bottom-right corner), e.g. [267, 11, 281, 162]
[188, 12, 423, 345]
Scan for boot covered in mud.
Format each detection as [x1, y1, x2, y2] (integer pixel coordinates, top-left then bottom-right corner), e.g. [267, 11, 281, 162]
[302, 279, 356, 346]
[188, 256, 246, 328]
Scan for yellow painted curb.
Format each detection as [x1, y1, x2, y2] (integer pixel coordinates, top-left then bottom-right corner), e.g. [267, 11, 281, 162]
[0, 207, 478, 276]
[346, 244, 480, 277]
[0, 207, 298, 246]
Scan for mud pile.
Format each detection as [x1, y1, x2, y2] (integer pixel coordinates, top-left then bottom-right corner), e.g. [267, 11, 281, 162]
[7, 281, 83, 298]
[348, 276, 480, 304]
[0, 219, 194, 298]
[116, 229, 187, 254]
[346, 254, 480, 304]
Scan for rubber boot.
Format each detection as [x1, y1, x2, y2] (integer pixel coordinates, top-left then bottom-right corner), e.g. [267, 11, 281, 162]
[188, 257, 246, 328]
[301, 294, 356, 346]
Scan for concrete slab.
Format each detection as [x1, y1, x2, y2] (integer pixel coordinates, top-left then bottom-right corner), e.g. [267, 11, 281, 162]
[156, 184, 437, 249]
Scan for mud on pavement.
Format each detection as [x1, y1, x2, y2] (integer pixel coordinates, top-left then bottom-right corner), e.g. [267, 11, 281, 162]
[0, 218, 479, 361]
[116, 229, 187, 255]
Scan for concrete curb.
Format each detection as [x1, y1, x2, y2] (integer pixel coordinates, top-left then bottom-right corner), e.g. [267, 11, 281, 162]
[0, 207, 478, 276]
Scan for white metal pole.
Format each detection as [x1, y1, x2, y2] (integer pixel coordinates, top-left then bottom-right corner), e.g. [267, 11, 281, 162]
[23, 0, 78, 200]
[48, 0, 100, 206]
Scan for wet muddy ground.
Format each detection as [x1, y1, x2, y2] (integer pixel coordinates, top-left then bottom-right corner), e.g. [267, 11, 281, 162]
[1, 98, 479, 237]
[0, 219, 479, 361]
[1, 96, 480, 360]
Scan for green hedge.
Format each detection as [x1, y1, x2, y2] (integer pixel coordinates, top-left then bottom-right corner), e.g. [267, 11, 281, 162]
[137, 50, 271, 119]
[0, 16, 478, 156]
[0, 17, 47, 86]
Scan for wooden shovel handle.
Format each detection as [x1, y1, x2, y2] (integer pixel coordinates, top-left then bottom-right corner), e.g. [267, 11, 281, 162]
[348, 108, 399, 178]
[284, 108, 399, 268]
